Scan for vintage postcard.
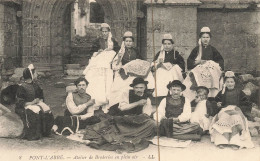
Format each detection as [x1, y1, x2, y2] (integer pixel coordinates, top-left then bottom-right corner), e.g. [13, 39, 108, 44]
[0, 0, 259, 161]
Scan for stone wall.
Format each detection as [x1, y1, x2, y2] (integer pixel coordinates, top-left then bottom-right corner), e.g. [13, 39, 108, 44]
[70, 0, 140, 66]
[50, 4, 72, 71]
[21, 0, 74, 72]
[0, 3, 21, 78]
[70, 0, 100, 66]
[1, 0, 257, 75]
[197, 8, 260, 73]
[0, 4, 4, 64]
[146, 5, 198, 63]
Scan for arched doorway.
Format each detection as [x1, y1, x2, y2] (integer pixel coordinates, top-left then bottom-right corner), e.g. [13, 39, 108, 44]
[70, 0, 144, 66]
[21, 0, 74, 72]
[21, 0, 144, 73]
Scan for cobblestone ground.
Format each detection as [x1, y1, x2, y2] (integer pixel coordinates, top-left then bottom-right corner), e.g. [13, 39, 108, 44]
[0, 77, 259, 161]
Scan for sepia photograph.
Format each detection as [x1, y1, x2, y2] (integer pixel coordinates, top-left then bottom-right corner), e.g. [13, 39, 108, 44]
[0, 0, 259, 161]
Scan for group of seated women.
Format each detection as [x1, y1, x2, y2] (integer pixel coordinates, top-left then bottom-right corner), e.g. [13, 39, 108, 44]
[0, 23, 256, 152]
[83, 24, 225, 111]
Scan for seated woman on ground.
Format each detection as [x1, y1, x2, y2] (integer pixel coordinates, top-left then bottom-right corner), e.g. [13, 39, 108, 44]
[15, 67, 54, 140]
[209, 71, 254, 150]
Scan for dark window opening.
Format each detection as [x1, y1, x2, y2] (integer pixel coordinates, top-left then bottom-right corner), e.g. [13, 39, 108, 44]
[90, 2, 104, 23]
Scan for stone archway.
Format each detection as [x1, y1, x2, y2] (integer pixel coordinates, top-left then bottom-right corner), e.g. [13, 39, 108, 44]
[21, 0, 141, 72]
[21, 0, 74, 72]
[70, 0, 142, 66]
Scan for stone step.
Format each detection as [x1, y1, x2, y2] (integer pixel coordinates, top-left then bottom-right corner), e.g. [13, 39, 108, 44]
[66, 84, 77, 93]
[65, 64, 81, 70]
[14, 68, 25, 77]
[65, 69, 84, 76]
[36, 66, 52, 72]
[63, 76, 80, 80]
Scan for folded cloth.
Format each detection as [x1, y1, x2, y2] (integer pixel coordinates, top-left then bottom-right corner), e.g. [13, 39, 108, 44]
[83, 50, 116, 105]
[209, 105, 254, 148]
[161, 62, 173, 71]
[83, 50, 116, 74]
[191, 60, 222, 89]
[153, 64, 184, 97]
[37, 101, 51, 112]
[25, 101, 50, 114]
[122, 59, 151, 78]
[25, 105, 41, 114]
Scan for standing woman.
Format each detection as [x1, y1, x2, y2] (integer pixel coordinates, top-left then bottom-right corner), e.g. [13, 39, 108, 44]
[15, 67, 54, 140]
[209, 71, 254, 149]
[83, 23, 119, 109]
[152, 34, 185, 97]
[109, 31, 154, 107]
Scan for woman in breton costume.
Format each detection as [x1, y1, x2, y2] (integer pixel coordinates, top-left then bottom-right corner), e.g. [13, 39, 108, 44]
[15, 66, 54, 140]
[209, 71, 254, 149]
[183, 27, 224, 100]
[152, 34, 185, 97]
[83, 23, 119, 111]
[109, 31, 155, 107]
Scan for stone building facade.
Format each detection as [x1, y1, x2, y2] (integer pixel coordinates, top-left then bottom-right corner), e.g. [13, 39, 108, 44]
[0, 1, 21, 78]
[0, 0, 259, 77]
[197, 1, 260, 72]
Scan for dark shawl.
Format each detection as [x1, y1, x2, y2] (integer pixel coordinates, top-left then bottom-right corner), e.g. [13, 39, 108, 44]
[121, 47, 143, 65]
[187, 45, 224, 70]
[153, 49, 185, 72]
[16, 82, 44, 110]
[215, 88, 252, 117]
[91, 37, 120, 53]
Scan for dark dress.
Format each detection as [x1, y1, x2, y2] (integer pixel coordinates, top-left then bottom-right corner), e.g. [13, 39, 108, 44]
[187, 45, 224, 70]
[83, 90, 156, 152]
[153, 50, 185, 72]
[91, 37, 120, 53]
[116, 47, 143, 78]
[121, 47, 143, 65]
[15, 82, 54, 140]
[215, 88, 253, 120]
